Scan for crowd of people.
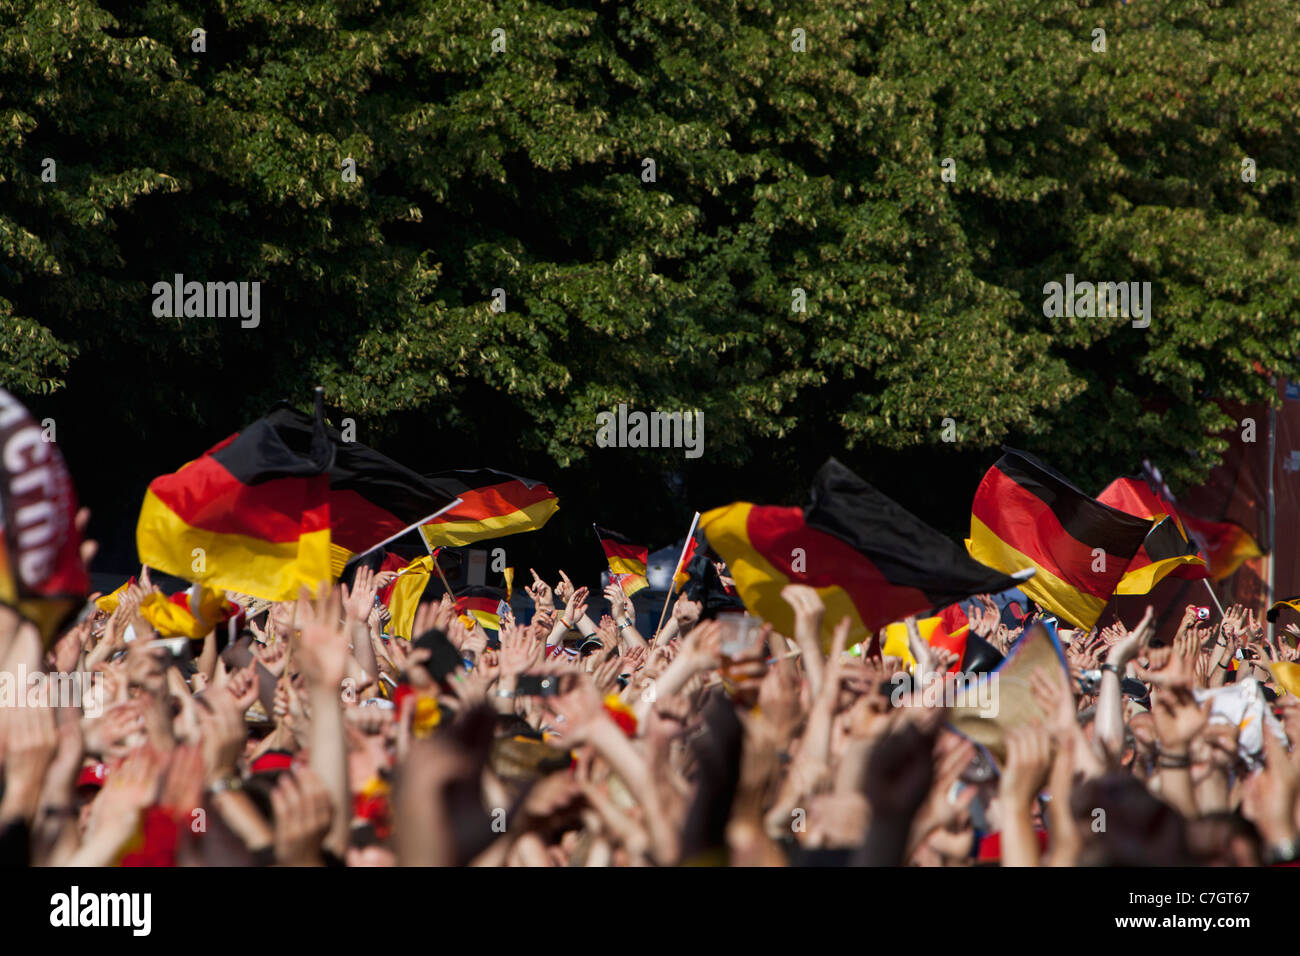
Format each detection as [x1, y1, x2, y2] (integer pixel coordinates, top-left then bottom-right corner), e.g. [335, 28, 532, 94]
[1, 549, 1299, 868]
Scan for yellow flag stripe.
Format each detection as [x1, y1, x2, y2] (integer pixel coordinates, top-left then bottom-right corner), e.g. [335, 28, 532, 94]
[966, 515, 1105, 628]
[700, 502, 867, 652]
[137, 488, 332, 602]
[419, 498, 559, 548]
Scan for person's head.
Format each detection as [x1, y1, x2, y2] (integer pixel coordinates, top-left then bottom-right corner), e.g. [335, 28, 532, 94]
[1186, 813, 1262, 867]
[1071, 774, 1193, 866]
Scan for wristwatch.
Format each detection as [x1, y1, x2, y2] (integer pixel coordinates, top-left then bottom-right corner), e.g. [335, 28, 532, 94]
[1264, 839, 1298, 865]
[208, 775, 243, 794]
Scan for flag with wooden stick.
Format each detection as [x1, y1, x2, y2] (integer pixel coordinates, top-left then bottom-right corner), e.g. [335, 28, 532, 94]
[593, 525, 648, 595]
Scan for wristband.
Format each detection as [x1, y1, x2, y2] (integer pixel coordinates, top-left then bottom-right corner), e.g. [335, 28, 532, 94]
[494, 688, 515, 699]
[1155, 749, 1190, 769]
[1100, 663, 1122, 677]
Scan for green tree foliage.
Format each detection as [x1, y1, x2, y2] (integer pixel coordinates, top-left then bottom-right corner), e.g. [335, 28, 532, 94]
[1, 0, 1298, 564]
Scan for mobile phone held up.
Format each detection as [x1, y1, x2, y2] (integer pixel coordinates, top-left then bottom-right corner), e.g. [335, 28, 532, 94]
[515, 674, 573, 697]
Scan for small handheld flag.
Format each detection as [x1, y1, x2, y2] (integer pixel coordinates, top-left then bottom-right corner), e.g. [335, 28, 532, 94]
[593, 525, 648, 595]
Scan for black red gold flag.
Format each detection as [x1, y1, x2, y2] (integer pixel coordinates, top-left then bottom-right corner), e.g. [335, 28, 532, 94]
[136, 402, 334, 601]
[1097, 476, 1207, 594]
[593, 525, 649, 595]
[138, 398, 459, 600]
[419, 469, 558, 548]
[455, 585, 508, 631]
[966, 448, 1152, 628]
[700, 458, 1027, 649]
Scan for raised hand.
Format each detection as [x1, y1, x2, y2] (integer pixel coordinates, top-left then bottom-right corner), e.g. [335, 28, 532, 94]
[604, 583, 628, 623]
[561, 585, 589, 629]
[499, 619, 541, 677]
[671, 594, 702, 632]
[1000, 724, 1053, 808]
[1135, 629, 1198, 688]
[271, 766, 334, 866]
[223, 661, 261, 714]
[341, 565, 379, 623]
[1150, 683, 1212, 752]
[1106, 605, 1156, 667]
[547, 674, 606, 744]
[0, 701, 59, 824]
[294, 585, 350, 689]
[524, 568, 554, 613]
[196, 690, 246, 786]
[253, 639, 288, 678]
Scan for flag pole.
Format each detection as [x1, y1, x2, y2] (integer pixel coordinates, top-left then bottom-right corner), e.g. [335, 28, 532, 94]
[1267, 387, 1278, 644]
[357, 498, 463, 559]
[416, 529, 457, 600]
[1201, 579, 1225, 617]
[652, 511, 700, 642]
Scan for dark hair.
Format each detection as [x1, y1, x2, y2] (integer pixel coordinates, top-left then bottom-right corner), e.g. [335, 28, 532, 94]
[240, 771, 284, 823]
[1071, 774, 1193, 866]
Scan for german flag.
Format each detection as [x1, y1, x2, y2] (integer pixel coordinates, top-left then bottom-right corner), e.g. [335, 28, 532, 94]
[966, 448, 1153, 629]
[418, 470, 558, 549]
[456, 586, 507, 631]
[593, 525, 648, 595]
[136, 404, 335, 602]
[138, 399, 460, 600]
[673, 533, 699, 593]
[1179, 512, 1262, 582]
[96, 577, 136, 614]
[139, 585, 234, 640]
[385, 554, 435, 640]
[1097, 477, 1207, 594]
[700, 458, 1027, 650]
[313, 412, 460, 574]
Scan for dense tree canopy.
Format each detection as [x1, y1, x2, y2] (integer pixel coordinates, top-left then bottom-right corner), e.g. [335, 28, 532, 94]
[2, 0, 1298, 572]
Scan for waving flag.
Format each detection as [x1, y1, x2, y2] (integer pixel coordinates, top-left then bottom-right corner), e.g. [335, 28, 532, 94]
[1179, 513, 1262, 582]
[138, 399, 461, 599]
[136, 401, 334, 603]
[966, 449, 1152, 629]
[456, 585, 507, 631]
[672, 520, 701, 593]
[1139, 462, 1261, 582]
[701, 458, 1028, 650]
[309, 413, 460, 573]
[139, 585, 233, 639]
[385, 554, 435, 640]
[419, 469, 558, 549]
[1097, 476, 1207, 593]
[0, 388, 90, 644]
[594, 525, 648, 595]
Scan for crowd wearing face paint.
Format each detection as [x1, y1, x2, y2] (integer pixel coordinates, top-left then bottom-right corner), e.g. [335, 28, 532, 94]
[1, 557, 1299, 868]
